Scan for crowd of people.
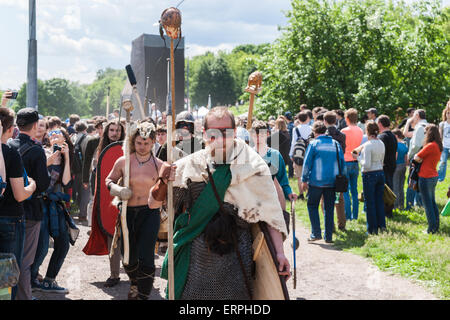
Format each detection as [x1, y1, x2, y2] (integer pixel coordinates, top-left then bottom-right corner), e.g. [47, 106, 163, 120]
[254, 102, 450, 240]
[0, 87, 449, 300]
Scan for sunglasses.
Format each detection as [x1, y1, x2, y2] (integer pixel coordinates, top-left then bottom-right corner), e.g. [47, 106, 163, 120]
[205, 128, 235, 139]
[49, 130, 62, 136]
[175, 121, 194, 130]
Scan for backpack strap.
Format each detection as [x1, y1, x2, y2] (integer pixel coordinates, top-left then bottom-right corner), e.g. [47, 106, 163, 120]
[75, 133, 87, 147]
[295, 127, 301, 141]
[18, 142, 34, 158]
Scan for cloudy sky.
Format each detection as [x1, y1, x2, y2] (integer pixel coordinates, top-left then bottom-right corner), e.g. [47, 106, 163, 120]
[0, 0, 448, 90]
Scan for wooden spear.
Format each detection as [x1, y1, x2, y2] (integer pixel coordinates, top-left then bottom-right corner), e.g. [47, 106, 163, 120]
[119, 99, 133, 266]
[160, 6, 182, 301]
[106, 86, 110, 119]
[245, 71, 263, 130]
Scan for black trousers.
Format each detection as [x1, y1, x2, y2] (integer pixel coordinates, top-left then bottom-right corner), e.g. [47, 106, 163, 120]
[121, 206, 160, 300]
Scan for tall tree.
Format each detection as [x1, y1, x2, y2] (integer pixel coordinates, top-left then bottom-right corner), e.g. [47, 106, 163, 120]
[209, 54, 236, 106]
[86, 68, 127, 116]
[258, 0, 450, 122]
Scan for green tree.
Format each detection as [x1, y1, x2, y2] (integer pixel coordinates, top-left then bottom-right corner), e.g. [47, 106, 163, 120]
[258, 0, 450, 122]
[86, 68, 127, 116]
[209, 54, 236, 106]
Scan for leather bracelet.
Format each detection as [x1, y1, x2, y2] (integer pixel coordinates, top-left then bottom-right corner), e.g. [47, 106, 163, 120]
[107, 182, 113, 191]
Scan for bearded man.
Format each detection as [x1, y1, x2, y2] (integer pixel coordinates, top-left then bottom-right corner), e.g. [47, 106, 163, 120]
[149, 107, 290, 300]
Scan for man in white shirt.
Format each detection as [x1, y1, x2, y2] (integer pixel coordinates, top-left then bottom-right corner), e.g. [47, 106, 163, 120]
[365, 108, 378, 123]
[149, 103, 162, 123]
[406, 109, 427, 209]
[407, 109, 428, 160]
[289, 111, 312, 198]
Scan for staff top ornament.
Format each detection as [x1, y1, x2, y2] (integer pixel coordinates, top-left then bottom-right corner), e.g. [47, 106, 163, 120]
[122, 99, 134, 113]
[160, 7, 182, 40]
[245, 71, 263, 94]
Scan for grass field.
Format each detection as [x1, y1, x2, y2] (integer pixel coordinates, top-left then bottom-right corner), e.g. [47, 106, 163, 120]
[289, 168, 450, 299]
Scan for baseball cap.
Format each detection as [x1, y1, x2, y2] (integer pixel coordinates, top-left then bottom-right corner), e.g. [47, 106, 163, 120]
[284, 111, 293, 121]
[365, 108, 378, 115]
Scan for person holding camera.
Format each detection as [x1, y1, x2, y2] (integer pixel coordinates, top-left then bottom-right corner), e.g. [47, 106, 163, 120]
[30, 128, 72, 294]
[8, 108, 51, 300]
[1, 90, 18, 107]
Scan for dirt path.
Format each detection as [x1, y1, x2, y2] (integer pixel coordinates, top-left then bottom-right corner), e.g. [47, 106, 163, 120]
[33, 218, 438, 300]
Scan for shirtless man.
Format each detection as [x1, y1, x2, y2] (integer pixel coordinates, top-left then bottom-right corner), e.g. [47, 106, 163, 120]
[105, 121, 162, 300]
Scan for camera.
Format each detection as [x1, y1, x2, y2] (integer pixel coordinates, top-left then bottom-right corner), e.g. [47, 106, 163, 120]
[10, 91, 18, 100]
[53, 145, 62, 153]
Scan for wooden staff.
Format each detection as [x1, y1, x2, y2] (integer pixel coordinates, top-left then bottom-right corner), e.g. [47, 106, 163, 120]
[126, 64, 146, 119]
[170, 39, 176, 146]
[119, 99, 133, 265]
[291, 200, 297, 289]
[144, 76, 150, 116]
[106, 86, 110, 118]
[245, 71, 263, 130]
[160, 6, 181, 301]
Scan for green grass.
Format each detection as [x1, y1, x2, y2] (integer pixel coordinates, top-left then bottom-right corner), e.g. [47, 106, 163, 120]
[290, 167, 450, 299]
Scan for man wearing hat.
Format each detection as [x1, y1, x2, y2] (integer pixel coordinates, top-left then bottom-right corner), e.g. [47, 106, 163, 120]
[156, 111, 204, 161]
[365, 108, 378, 122]
[8, 108, 51, 300]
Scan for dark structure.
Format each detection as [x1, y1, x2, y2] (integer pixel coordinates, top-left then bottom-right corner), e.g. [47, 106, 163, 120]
[27, 0, 38, 110]
[130, 34, 185, 119]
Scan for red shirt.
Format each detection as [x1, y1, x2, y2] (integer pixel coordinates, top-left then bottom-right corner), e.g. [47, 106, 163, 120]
[416, 142, 441, 178]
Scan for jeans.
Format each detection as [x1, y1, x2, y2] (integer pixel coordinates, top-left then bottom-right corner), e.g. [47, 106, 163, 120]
[31, 209, 70, 281]
[362, 170, 386, 235]
[30, 210, 49, 282]
[438, 147, 450, 182]
[393, 163, 407, 210]
[288, 160, 294, 179]
[418, 177, 440, 233]
[16, 220, 41, 300]
[307, 186, 335, 241]
[0, 216, 25, 300]
[406, 167, 423, 209]
[343, 162, 360, 220]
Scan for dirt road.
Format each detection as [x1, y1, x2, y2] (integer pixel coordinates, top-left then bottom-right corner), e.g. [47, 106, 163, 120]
[33, 218, 437, 300]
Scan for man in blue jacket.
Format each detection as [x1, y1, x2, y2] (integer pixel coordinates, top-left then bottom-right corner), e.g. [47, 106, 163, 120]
[301, 121, 345, 243]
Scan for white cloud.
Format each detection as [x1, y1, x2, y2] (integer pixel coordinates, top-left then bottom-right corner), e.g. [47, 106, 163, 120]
[39, 57, 97, 84]
[0, 0, 291, 89]
[186, 43, 237, 57]
[62, 5, 82, 30]
[0, 0, 27, 10]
